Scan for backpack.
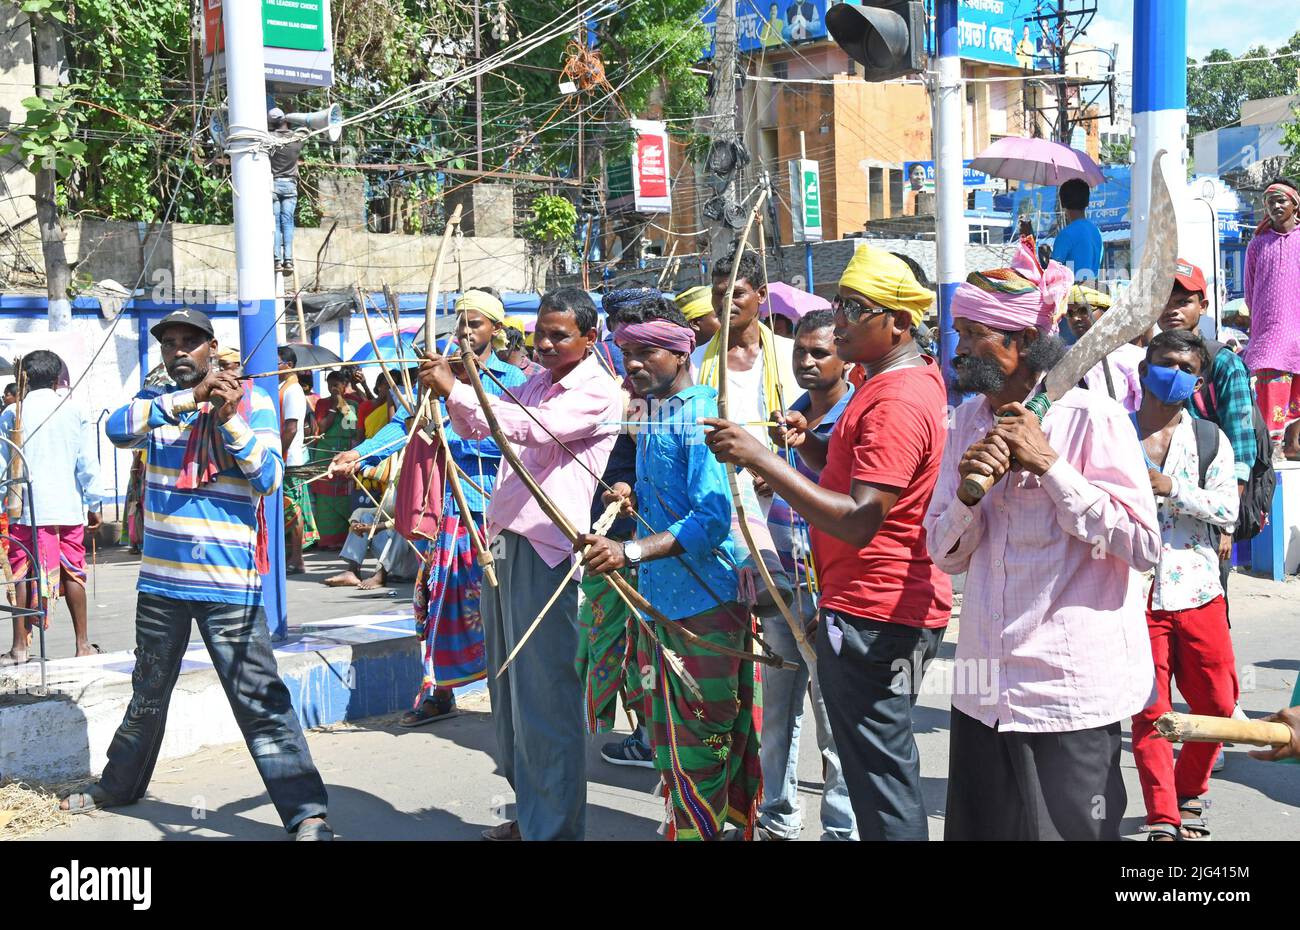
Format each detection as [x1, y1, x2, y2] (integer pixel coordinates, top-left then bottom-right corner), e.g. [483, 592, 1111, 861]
[1193, 340, 1276, 542]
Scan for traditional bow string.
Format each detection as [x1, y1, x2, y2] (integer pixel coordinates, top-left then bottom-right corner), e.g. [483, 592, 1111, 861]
[714, 190, 817, 668]
[465, 353, 792, 670]
[455, 334, 791, 676]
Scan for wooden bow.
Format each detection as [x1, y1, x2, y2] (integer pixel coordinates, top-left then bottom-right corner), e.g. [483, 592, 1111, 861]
[454, 335, 790, 674]
[715, 190, 817, 668]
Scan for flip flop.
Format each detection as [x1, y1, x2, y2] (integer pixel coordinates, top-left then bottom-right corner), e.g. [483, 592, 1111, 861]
[398, 698, 458, 728]
[60, 783, 122, 815]
[0, 651, 29, 667]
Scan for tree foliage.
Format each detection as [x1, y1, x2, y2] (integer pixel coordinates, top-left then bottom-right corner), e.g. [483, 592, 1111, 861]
[7, 0, 712, 239]
[1186, 33, 1300, 138]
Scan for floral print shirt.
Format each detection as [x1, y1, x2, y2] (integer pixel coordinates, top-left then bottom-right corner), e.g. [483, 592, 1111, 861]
[1142, 411, 1239, 612]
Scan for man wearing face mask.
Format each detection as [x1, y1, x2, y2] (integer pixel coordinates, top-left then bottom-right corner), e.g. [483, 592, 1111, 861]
[61, 308, 332, 840]
[1128, 329, 1238, 841]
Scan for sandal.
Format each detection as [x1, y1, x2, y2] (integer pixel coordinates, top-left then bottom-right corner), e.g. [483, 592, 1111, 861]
[1178, 797, 1211, 840]
[1147, 823, 1181, 842]
[398, 693, 457, 728]
[59, 783, 123, 815]
[0, 651, 29, 667]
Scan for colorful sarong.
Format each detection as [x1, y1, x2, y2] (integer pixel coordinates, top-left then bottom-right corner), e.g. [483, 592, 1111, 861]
[642, 602, 763, 841]
[575, 568, 647, 734]
[283, 474, 319, 549]
[411, 511, 486, 701]
[1255, 368, 1300, 442]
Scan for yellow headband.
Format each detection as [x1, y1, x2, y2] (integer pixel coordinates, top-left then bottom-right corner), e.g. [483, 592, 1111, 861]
[456, 290, 507, 348]
[1068, 284, 1112, 310]
[674, 285, 714, 321]
[838, 245, 933, 325]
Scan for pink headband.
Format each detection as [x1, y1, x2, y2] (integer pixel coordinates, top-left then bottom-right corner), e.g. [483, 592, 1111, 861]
[613, 320, 696, 354]
[951, 237, 1074, 332]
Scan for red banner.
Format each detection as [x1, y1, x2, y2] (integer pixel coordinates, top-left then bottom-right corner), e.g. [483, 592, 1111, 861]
[636, 133, 669, 198]
[204, 0, 224, 55]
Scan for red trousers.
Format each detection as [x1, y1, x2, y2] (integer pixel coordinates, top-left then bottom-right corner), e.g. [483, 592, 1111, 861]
[1131, 596, 1238, 827]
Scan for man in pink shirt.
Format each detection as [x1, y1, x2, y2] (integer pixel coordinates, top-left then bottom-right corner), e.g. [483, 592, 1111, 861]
[1243, 176, 1300, 457]
[923, 239, 1160, 840]
[418, 288, 623, 841]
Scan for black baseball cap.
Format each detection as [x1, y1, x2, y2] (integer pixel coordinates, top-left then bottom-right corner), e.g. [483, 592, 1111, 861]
[150, 308, 215, 341]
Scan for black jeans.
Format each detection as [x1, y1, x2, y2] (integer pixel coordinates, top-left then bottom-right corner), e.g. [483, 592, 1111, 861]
[99, 593, 328, 832]
[815, 608, 944, 841]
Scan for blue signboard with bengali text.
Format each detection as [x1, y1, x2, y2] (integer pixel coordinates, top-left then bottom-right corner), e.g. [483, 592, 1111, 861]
[699, 0, 1046, 67]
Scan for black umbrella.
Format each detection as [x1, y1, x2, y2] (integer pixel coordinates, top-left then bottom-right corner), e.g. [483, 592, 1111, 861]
[283, 342, 342, 369]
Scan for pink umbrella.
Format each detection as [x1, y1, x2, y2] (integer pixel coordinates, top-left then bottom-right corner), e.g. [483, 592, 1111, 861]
[969, 136, 1106, 188]
[762, 281, 831, 322]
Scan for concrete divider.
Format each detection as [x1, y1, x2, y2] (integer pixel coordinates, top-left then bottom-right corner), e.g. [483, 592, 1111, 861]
[0, 614, 433, 784]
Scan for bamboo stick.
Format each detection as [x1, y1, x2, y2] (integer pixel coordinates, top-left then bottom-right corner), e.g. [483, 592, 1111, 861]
[1155, 712, 1291, 748]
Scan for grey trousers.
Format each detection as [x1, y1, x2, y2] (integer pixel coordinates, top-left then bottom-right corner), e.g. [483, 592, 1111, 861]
[481, 531, 586, 840]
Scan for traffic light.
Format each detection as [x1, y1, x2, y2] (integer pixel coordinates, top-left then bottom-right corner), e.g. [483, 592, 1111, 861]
[825, 1, 926, 82]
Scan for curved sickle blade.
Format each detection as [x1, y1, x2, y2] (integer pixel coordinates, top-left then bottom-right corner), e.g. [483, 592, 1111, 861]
[1044, 150, 1179, 399]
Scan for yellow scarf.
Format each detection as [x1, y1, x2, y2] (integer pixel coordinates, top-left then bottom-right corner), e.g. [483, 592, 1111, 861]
[456, 290, 508, 349]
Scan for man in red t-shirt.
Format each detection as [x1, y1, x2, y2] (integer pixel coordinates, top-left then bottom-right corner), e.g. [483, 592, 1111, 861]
[703, 245, 951, 841]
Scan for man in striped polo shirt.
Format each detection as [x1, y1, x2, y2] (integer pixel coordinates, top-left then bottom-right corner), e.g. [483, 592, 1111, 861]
[59, 309, 332, 841]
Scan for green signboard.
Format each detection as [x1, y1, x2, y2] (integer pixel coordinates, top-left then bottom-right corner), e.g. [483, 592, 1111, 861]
[789, 158, 822, 242]
[263, 0, 326, 52]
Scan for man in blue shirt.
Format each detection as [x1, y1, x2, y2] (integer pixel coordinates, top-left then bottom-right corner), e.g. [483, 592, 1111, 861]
[60, 309, 331, 840]
[326, 289, 526, 728]
[576, 298, 760, 840]
[1050, 178, 1104, 284]
[0, 350, 101, 664]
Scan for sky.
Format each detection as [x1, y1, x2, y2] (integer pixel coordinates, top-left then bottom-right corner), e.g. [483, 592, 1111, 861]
[1089, 0, 1300, 75]
[1079, 0, 1300, 126]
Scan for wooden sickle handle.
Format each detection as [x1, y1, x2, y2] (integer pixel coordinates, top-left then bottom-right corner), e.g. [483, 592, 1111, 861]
[957, 469, 1000, 505]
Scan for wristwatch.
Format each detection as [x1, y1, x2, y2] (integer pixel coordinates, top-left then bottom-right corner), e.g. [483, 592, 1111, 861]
[622, 541, 643, 566]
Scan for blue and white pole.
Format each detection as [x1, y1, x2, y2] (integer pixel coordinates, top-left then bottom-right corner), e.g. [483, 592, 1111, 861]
[933, 0, 966, 393]
[224, 3, 288, 638]
[1131, 0, 1187, 272]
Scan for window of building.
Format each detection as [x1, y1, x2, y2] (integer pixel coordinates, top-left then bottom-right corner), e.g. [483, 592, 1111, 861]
[869, 167, 884, 220]
[889, 169, 903, 217]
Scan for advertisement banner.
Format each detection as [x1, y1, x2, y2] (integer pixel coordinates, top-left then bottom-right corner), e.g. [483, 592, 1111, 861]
[902, 159, 995, 191]
[202, 0, 334, 89]
[606, 121, 673, 215]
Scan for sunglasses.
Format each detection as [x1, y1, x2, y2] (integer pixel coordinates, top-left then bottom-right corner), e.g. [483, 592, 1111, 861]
[832, 294, 891, 322]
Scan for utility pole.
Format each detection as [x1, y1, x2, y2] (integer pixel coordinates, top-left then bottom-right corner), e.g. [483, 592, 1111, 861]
[474, 0, 483, 171]
[933, 0, 966, 392]
[707, 0, 738, 260]
[1055, 0, 1069, 143]
[222, 3, 288, 638]
[29, 10, 72, 331]
[1131, 0, 1186, 272]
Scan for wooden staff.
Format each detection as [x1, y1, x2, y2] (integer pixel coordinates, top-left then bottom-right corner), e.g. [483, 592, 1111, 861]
[6, 362, 25, 520]
[1155, 712, 1292, 748]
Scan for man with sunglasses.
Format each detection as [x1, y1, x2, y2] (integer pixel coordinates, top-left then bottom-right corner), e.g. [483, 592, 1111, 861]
[703, 245, 951, 841]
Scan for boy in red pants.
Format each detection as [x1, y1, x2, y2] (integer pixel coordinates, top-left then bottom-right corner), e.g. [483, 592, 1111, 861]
[1130, 330, 1240, 840]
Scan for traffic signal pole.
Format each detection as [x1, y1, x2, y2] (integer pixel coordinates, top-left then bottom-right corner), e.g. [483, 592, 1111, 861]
[223, 3, 288, 638]
[1131, 0, 1186, 272]
[933, 0, 965, 387]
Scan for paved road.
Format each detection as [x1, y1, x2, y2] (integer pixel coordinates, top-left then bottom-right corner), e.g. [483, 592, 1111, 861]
[32, 572, 1300, 841]
[13, 545, 415, 660]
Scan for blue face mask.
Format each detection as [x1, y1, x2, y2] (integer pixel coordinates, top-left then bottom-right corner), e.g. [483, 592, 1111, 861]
[1142, 363, 1200, 404]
